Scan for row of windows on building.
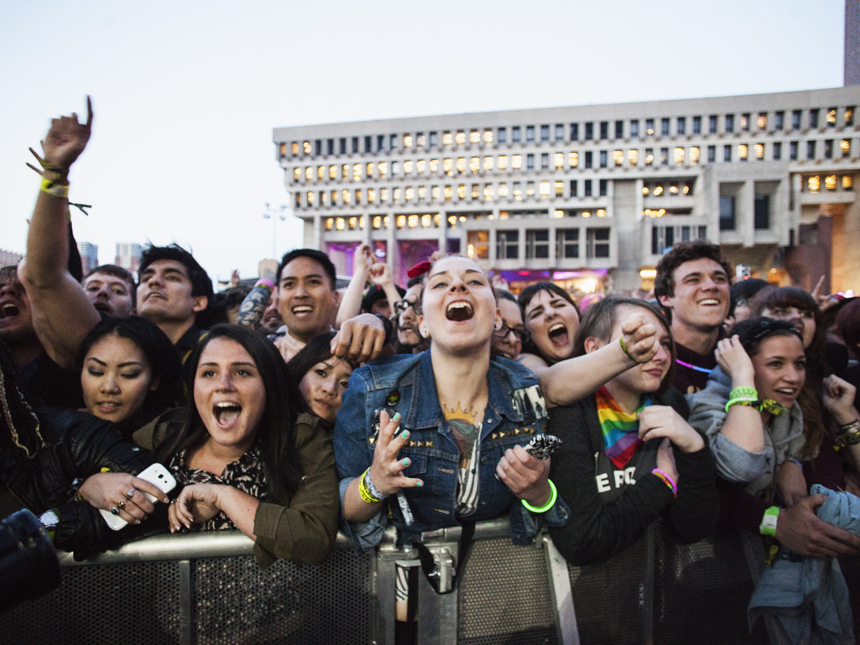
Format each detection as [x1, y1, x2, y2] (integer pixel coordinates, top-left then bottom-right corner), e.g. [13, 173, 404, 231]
[474, 228, 611, 261]
[289, 138, 855, 186]
[281, 107, 856, 159]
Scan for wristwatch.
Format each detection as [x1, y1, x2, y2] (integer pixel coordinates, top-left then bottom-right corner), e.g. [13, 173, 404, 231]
[39, 509, 60, 543]
[759, 506, 779, 537]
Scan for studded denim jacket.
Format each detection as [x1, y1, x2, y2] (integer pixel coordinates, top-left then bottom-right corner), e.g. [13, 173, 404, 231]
[333, 351, 569, 551]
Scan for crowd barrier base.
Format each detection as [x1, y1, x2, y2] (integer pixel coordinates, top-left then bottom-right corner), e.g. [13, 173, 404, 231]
[5, 517, 855, 644]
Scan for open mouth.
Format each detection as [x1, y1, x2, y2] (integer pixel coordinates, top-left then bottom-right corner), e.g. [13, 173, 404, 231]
[292, 305, 313, 316]
[548, 322, 569, 347]
[698, 298, 721, 306]
[0, 303, 20, 320]
[97, 401, 122, 413]
[93, 302, 111, 314]
[446, 301, 473, 322]
[214, 402, 242, 426]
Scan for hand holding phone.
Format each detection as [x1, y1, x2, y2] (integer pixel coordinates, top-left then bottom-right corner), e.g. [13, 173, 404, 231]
[98, 463, 176, 531]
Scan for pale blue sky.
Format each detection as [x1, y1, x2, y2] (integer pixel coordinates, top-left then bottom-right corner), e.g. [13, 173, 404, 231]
[1, 0, 845, 285]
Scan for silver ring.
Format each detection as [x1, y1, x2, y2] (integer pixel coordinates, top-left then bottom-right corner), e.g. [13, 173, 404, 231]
[125, 488, 135, 500]
[110, 506, 120, 516]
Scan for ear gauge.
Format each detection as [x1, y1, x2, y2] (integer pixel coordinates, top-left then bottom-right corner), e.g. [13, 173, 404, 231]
[494, 321, 502, 330]
[420, 328, 429, 338]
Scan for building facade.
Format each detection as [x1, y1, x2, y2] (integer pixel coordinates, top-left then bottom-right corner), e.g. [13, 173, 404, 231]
[274, 87, 860, 294]
[78, 241, 99, 275]
[115, 243, 142, 274]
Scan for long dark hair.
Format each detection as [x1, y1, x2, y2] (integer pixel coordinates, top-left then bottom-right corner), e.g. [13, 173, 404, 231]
[517, 282, 581, 359]
[286, 332, 356, 426]
[155, 324, 302, 500]
[79, 317, 183, 428]
[574, 297, 676, 395]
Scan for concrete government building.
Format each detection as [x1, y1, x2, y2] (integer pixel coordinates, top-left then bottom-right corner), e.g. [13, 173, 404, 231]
[274, 86, 860, 295]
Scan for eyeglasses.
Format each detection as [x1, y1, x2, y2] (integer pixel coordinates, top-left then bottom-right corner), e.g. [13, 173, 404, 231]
[493, 323, 530, 344]
[394, 298, 420, 314]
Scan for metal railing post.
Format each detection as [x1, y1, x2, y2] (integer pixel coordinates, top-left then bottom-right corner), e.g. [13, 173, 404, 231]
[543, 535, 580, 645]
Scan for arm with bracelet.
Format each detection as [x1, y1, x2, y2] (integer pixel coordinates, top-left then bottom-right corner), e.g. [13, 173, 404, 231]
[237, 259, 279, 329]
[19, 97, 101, 370]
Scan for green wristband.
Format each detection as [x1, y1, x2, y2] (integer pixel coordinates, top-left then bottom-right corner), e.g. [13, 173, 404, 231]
[725, 397, 759, 413]
[760, 506, 779, 537]
[522, 479, 557, 513]
[729, 386, 757, 400]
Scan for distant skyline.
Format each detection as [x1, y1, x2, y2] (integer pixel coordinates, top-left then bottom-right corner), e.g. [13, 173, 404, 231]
[1, 0, 846, 286]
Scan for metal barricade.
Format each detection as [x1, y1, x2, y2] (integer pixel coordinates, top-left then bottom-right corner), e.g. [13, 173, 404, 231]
[5, 515, 819, 645]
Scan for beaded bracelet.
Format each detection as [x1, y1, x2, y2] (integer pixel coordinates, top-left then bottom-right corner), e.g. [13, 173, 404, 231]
[521, 479, 558, 513]
[834, 420, 860, 450]
[724, 396, 759, 413]
[652, 468, 677, 497]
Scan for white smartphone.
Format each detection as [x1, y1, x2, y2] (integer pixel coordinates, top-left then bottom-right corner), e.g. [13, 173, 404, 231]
[99, 463, 177, 531]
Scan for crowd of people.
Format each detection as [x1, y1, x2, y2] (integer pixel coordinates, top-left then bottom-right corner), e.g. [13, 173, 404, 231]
[3, 98, 860, 642]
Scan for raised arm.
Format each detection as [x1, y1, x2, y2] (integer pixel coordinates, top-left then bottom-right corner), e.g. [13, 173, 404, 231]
[19, 97, 101, 369]
[335, 243, 373, 328]
[540, 313, 660, 407]
[236, 259, 279, 329]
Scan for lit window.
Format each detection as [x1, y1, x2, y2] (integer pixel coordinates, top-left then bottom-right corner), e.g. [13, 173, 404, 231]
[457, 157, 467, 173]
[499, 183, 509, 197]
[456, 130, 466, 145]
[842, 139, 851, 157]
[539, 180, 551, 199]
[335, 217, 345, 230]
[628, 149, 639, 166]
[417, 133, 427, 148]
[442, 131, 453, 146]
[330, 189, 338, 204]
[378, 162, 388, 178]
[303, 141, 311, 155]
[645, 149, 654, 166]
[808, 176, 820, 192]
[372, 215, 381, 228]
[613, 150, 623, 167]
[758, 113, 767, 130]
[457, 184, 466, 199]
[471, 184, 480, 200]
[754, 143, 764, 160]
[555, 181, 564, 196]
[416, 159, 426, 174]
[354, 190, 362, 204]
[396, 215, 406, 229]
[470, 157, 480, 174]
[740, 113, 749, 131]
[342, 189, 351, 204]
[325, 218, 333, 231]
[684, 181, 693, 195]
[305, 166, 313, 181]
[479, 129, 492, 145]
[368, 189, 376, 204]
[825, 175, 837, 191]
[569, 151, 578, 167]
[642, 185, 650, 196]
[279, 143, 287, 157]
[498, 155, 508, 170]
[689, 147, 700, 165]
[846, 108, 854, 126]
[484, 183, 494, 201]
[365, 162, 374, 177]
[353, 163, 362, 181]
[483, 156, 494, 171]
[443, 158, 453, 176]
[422, 214, 432, 227]
[393, 187, 402, 201]
[405, 186, 415, 201]
[429, 159, 439, 173]
[843, 175, 853, 190]
[554, 152, 564, 169]
[513, 182, 522, 201]
[827, 108, 837, 126]
[444, 185, 452, 201]
[307, 192, 315, 205]
[293, 167, 300, 182]
[553, 209, 564, 219]
[526, 181, 535, 198]
[342, 164, 349, 180]
[470, 130, 481, 144]
[403, 134, 413, 148]
[381, 188, 389, 201]
[597, 209, 607, 217]
[404, 160, 414, 174]
[321, 191, 329, 206]
[654, 185, 664, 196]
[512, 155, 522, 170]
[408, 214, 418, 227]
[291, 142, 299, 156]
[669, 182, 679, 195]
[738, 144, 748, 161]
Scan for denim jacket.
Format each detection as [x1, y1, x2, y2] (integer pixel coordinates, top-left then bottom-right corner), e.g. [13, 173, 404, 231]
[333, 350, 569, 551]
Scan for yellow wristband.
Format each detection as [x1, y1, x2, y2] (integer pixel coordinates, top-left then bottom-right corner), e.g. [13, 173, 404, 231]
[40, 176, 69, 199]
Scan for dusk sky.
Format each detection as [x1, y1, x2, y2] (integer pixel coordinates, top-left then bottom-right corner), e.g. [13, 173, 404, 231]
[1, 0, 846, 286]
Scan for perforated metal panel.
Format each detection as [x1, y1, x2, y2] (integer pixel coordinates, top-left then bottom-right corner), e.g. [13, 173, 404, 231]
[457, 537, 558, 645]
[4, 560, 181, 645]
[193, 549, 373, 645]
[565, 534, 648, 645]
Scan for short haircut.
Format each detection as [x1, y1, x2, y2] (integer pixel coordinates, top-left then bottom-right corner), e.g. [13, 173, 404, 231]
[85, 264, 137, 308]
[573, 297, 676, 394]
[138, 244, 213, 303]
[653, 240, 732, 299]
[278, 249, 336, 290]
[728, 278, 769, 318]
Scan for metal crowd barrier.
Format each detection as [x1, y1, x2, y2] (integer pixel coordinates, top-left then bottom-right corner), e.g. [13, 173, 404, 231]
[8, 515, 853, 645]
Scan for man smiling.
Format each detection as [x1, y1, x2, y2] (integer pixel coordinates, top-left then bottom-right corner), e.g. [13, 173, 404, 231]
[655, 240, 732, 394]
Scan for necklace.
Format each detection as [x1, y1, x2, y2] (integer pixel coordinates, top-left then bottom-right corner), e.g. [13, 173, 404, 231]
[675, 359, 712, 374]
